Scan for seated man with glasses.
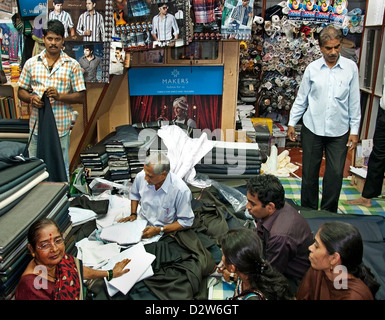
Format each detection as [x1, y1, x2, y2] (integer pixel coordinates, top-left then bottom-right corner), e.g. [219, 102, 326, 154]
[15, 218, 130, 300]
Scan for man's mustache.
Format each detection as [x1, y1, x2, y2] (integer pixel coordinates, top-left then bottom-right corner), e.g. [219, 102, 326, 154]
[49, 45, 58, 49]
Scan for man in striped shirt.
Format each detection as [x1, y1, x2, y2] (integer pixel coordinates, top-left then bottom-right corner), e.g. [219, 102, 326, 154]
[77, 0, 105, 42]
[17, 20, 86, 180]
[49, 0, 75, 39]
[151, 2, 179, 42]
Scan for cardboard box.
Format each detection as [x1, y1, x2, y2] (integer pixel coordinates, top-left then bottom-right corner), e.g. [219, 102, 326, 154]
[351, 173, 385, 194]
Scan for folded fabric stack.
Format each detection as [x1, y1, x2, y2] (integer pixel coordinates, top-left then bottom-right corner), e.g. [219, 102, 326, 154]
[0, 154, 49, 217]
[105, 142, 130, 182]
[196, 141, 266, 180]
[0, 181, 70, 299]
[104, 125, 147, 181]
[0, 119, 29, 143]
[125, 148, 144, 180]
[236, 104, 256, 142]
[80, 133, 114, 184]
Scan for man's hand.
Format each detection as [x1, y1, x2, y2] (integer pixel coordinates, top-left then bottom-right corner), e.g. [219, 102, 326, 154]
[46, 87, 61, 101]
[118, 214, 137, 223]
[142, 226, 162, 239]
[30, 95, 44, 109]
[287, 126, 297, 141]
[347, 134, 359, 151]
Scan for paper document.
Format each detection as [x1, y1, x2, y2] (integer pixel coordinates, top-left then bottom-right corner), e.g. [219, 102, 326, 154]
[101, 242, 155, 296]
[68, 207, 97, 226]
[349, 166, 368, 178]
[100, 220, 147, 245]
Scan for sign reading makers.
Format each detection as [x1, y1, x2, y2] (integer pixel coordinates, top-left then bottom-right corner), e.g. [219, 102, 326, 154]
[128, 66, 224, 96]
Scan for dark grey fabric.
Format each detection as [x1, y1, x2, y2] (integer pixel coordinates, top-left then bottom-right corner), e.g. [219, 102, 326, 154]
[0, 159, 45, 193]
[0, 141, 30, 170]
[36, 92, 67, 182]
[142, 229, 216, 300]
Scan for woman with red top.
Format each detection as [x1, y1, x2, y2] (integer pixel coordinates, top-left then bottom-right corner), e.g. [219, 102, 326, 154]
[15, 218, 130, 300]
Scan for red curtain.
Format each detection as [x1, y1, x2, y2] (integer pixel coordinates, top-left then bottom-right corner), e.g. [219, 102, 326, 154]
[130, 95, 222, 131]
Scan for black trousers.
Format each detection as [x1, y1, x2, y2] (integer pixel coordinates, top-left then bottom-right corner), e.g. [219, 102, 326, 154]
[301, 125, 349, 212]
[363, 108, 385, 199]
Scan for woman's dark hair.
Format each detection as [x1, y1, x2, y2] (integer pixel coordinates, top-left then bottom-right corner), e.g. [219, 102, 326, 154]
[220, 228, 293, 300]
[246, 174, 285, 210]
[28, 218, 61, 249]
[319, 221, 380, 297]
[43, 19, 65, 38]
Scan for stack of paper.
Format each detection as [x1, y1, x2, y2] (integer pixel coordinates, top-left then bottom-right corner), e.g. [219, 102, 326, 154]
[68, 207, 97, 226]
[101, 242, 155, 296]
[99, 220, 147, 245]
[76, 239, 121, 268]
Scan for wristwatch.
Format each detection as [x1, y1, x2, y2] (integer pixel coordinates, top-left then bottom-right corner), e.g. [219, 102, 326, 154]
[159, 226, 164, 236]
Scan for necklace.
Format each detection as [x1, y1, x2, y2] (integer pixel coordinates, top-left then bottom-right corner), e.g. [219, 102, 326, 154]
[47, 54, 60, 71]
[34, 258, 57, 281]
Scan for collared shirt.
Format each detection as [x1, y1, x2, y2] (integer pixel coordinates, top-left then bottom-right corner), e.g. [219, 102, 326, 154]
[48, 10, 74, 38]
[130, 169, 194, 228]
[78, 54, 102, 82]
[231, 4, 253, 26]
[17, 49, 86, 137]
[76, 11, 105, 41]
[255, 202, 313, 280]
[192, 0, 218, 24]
[152, 13, 179, 41]
[288, 55, 361, 136]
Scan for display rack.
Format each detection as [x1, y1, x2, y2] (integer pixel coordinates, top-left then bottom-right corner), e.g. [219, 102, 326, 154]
[0, 83, 25, 119]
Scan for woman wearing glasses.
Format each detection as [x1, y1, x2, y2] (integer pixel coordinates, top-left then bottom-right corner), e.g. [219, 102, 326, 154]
[15, 218, 130, 300]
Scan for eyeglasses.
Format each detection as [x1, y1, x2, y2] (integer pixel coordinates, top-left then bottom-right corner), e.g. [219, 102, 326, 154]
[37, 237, 64, 251]
[161, 6, 168, 9]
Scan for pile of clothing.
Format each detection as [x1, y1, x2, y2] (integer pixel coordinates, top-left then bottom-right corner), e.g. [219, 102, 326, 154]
[196, 140, 266, 180]
[0, 119, 29, 143]
[103, 125, 145, 182]
[80, 133, 112, 184]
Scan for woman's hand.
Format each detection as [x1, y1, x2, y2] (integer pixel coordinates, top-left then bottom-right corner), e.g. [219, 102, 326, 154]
[112, 258, 131, 278]
[217, 263, 238, 283]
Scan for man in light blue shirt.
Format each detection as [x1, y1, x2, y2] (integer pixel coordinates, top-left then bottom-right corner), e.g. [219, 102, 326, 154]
[287, 25, 361, 212]
[119, 153, 194, 238]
